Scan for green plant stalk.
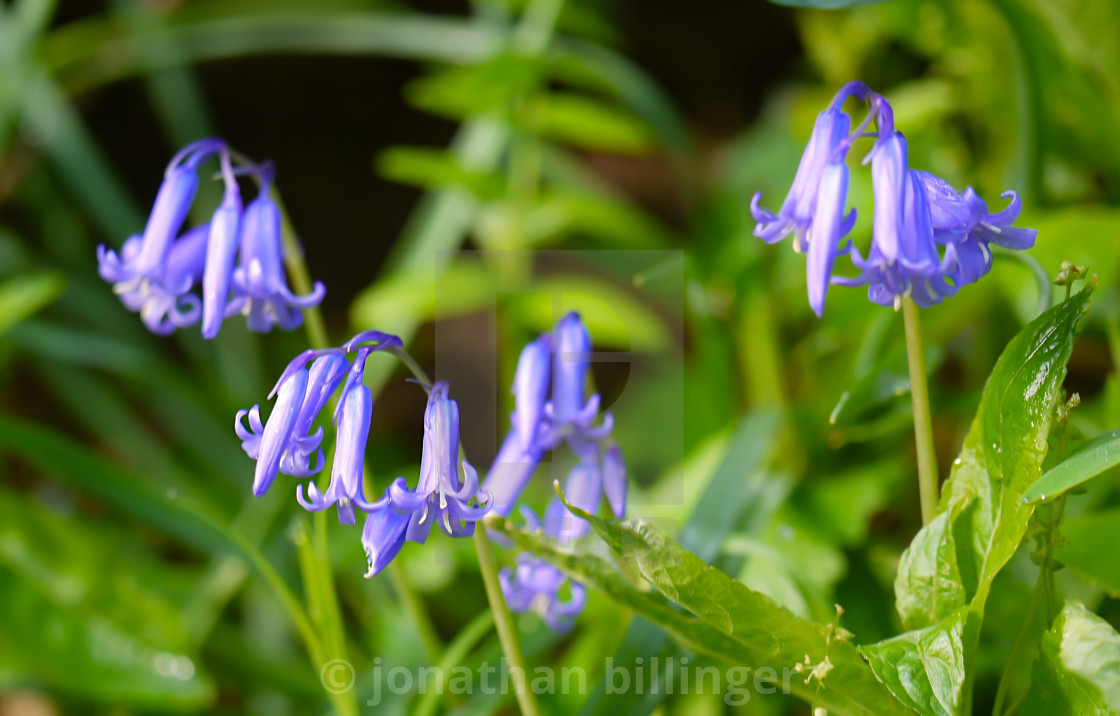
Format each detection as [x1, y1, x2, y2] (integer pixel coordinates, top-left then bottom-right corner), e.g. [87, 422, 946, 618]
[902, 297, 939, 525]
[385, 346, 541, 716]
[276, 192, 447, 714]
[474, 523, 543, 716]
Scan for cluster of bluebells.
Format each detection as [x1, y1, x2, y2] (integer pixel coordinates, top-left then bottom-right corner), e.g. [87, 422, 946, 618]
[234, 330, 493, 577]
[234, 313, 625, 632]
[98, 139, 325, 337]
[752, 81, 1037, 316]
[481, 312, 627, 632]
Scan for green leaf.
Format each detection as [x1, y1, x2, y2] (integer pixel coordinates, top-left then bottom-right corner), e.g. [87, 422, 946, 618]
[894, 506, 967, 631]
[861, 611, 971, 716]
[526, 92, 655, 153]
[1021, 600, 1120, 714]
[490, 509, 909, 715]
[895, 286, 1093, 635]
[579, 410, 783, 716]
[377, 146, 504, 198]
[0, 271, 65, 337]
[1022, 427, 1120, 503]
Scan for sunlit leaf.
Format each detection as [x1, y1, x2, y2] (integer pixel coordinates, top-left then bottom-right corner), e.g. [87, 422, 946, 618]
[1022, 427, 1120, 503]
[491, 506, 909, 715]
[1021, 600, 1120, 714]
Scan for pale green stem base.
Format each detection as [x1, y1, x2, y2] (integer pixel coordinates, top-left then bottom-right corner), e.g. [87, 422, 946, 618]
[902, 297, 939, 526]
[474, 524, 543, 716]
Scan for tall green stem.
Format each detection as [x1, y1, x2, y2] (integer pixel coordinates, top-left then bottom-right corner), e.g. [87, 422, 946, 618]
[387, 345, 541, 716]
[474, 524, 543, 716]
[902, 297, 939, 525]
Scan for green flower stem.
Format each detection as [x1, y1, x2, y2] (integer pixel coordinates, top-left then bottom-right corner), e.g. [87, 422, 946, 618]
[386, 345, 541, 716]
[275, 191, 445, 713]
[474, 523, 543, 716]
[902, 297, 939, 526]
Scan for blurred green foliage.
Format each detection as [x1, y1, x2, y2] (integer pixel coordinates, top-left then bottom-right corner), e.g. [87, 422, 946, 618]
[2, 0, 1120, 714]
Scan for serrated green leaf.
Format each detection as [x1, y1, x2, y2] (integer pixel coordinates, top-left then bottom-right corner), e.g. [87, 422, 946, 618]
[1022, 427, 1120, 503]
[861, 610, 971, 716]
[490, 510, 908, 715]
[1021, 600, 1120, 714]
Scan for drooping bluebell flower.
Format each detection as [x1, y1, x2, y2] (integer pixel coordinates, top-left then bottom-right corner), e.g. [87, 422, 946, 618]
[361, 491, 410, 578]
[385, 382, 492, 542]
[479, 311, 628, 631]
[226, 167, 326, 332]
[755, 82, 1038, 314]
[97, 139, 223, 334]
[542, 312, 613, 457]
[296, 349, 388, 525]
[750, 81, 891, 316]
[201, 151, 244, 340]
[480, 312, 615, 515]
[237, 331, 399, 511]
[98, 138, 327, 338]
[836, 132, 959, 309]
[915, 171, 1037, 286]
[513, 335, 552, 453]
[499, 493, 592, 632]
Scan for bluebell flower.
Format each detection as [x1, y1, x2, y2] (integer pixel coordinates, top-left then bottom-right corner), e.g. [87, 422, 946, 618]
[237, 331, 399, 511]
[750, 82, 891, 316]
[837, 133, 959, 308]
[499, 501, 589, 632]
[296, 349, 388, 525]
[480, 312, 615, 516]
[513, 335, 552, 453]
[97, 139, 223, 334]
[227, 169, 326, 332]
[361, 491, 410, 578]
[482, 428, 544, 518]
[201, 152, 244, 340]
[386, 382, 492, 542]
[98, 138, 327, 338]
[915, 171, 1037, 286]
[756, 82, 1038, 314]
[542, 312, 613, 457]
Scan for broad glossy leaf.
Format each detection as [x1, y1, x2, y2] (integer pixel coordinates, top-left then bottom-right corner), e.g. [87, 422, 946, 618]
[1022, 427, 1120, 503]
[1021, 600, 1120, 714]
[896, 286, 1092, 634]
[861, 610, 970, 716]
[491, 509, 909, 715]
